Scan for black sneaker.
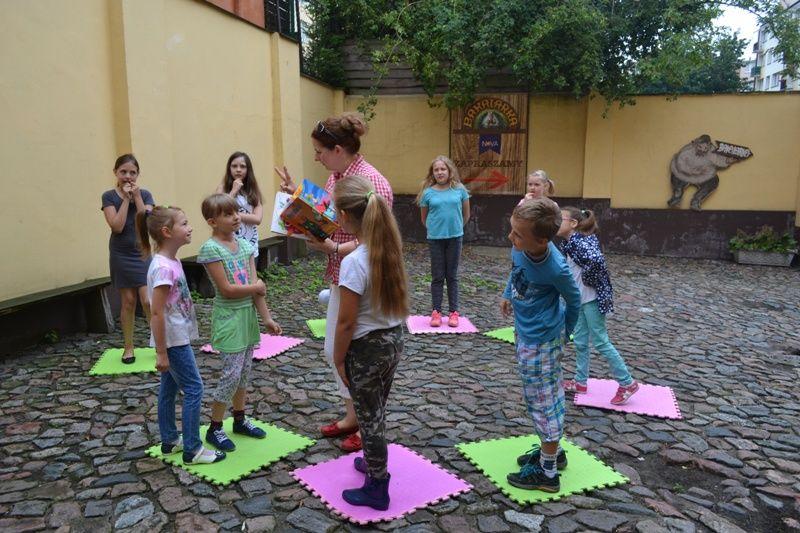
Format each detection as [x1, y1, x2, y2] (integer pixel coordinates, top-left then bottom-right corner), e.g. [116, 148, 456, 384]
[507, 463, 560, 492]
[205, 427, 236, 452]
[232, 418, 266, 439]
[516, 445, 568, 469]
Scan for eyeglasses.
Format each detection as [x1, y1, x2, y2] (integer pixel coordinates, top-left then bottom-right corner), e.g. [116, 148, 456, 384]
[316, 121, 340, 142]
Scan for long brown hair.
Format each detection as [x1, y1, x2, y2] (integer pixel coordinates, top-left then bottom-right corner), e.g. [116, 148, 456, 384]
[222, 151, 262, 208]
[311, 112, 368, 153]
[136, 206, 182, 258]
[415, 155, 464, 204]
[561, 206, 598, 235]
[334, 175, 408, 319]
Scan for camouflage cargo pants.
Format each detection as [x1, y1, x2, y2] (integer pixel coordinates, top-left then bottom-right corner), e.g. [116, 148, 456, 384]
[345, 324, 403, 479]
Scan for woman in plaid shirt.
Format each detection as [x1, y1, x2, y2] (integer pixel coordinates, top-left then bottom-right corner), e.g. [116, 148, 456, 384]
[276, 112, 393, 452]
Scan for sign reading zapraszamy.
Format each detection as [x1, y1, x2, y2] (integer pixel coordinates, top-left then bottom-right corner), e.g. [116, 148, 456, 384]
[451, 94, 528, 195]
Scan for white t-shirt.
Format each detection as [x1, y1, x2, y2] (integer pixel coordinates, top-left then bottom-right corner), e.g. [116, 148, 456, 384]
[338, 244, 403, 339]
[235, 194, 259, 258]
[566, 255, 597, 306]
[146, 254, 199, 348]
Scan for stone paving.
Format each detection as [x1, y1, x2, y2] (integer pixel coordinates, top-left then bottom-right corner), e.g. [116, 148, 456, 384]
[1, 243, 799, 532]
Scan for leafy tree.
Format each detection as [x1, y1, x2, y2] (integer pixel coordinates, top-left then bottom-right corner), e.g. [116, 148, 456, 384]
[303, 0, 800, 115]
[642, 32, 750, 93]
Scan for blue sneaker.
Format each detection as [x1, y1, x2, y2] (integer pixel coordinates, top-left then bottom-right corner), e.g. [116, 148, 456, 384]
[233, 418, 266, 439]
[507, 463, 560, 492]
[160, 436, 183, 455]
[205, 426, 236, 452]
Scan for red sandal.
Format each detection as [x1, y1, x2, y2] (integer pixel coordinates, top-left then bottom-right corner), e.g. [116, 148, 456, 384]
[320, 421, 359, 438]
[340, 432, 362, 452]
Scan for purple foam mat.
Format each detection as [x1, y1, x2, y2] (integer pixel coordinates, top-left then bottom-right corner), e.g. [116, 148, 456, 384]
[292, 443, 472, 524]
[252, 334, 305, 360]
[406, 315, 478, 334]
[573, 378, 682, 419]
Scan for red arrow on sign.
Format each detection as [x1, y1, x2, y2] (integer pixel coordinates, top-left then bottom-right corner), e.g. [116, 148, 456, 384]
[463, 170, 510, 190]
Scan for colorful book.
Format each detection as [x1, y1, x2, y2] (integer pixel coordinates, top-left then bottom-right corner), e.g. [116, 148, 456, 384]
[272, 180, 339, 241]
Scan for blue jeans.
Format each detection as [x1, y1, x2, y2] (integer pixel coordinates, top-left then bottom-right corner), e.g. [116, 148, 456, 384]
[158, 344, 204, 454]
[428, 237, 462, 313]
[573, 301, 633, 386]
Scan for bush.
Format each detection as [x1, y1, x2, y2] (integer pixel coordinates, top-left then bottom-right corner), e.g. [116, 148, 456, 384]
[729, 226, 797, 254]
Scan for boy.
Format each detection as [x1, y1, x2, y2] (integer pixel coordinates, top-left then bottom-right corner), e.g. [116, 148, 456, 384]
[500, 198, 581, 492]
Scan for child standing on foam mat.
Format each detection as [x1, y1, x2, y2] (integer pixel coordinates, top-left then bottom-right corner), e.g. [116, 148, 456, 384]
[556, 207, 639, 405]
[136, 206, 225, 465]
[416, 156, 470, 328]
[501, 198, 581, 493]
[198, 194, 282, 452]
[332, 176, 408, 510]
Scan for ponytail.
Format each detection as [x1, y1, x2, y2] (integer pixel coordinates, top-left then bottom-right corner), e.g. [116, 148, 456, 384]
[136, 205, 182, 258]
[561, 206, 598, 235]
[334, 175, 408, 319]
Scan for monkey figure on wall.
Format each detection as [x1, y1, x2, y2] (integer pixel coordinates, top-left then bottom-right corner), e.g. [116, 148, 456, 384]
[667, 134, 753, 211]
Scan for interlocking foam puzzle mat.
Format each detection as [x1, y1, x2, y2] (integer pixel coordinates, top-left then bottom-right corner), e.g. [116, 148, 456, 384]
[456, 435, 628, 504]
[406, 315, 478, 334]
[292, 443, 472, 524]
[200, 344, 219, 354]
[89, 348, 157, 375]
[483, 327, 515, 344]
[252, 334, 305, 360]
[146, 418, 314, 486]
[573, 378, 682, 419]
[306, 319, 327, 339]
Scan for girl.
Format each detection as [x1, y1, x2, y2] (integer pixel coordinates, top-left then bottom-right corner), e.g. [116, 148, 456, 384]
[101, 154, 154, 364]
[136, 206, 225, 465]
[275, 112, 393, 452]
[520, 169, 556, 205]
[198, 194, 282, 452]
[556, 207, 639, 405]
[216, 151, 264, 258]
[332, 175, 408, 510]
[416, 156, 470, 327]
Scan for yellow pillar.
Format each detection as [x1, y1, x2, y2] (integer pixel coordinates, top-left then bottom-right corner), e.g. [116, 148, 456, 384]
[270, 34, 303, 186]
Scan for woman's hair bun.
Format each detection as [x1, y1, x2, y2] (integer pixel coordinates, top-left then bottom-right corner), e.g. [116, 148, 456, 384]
[339, 112, 368, 138]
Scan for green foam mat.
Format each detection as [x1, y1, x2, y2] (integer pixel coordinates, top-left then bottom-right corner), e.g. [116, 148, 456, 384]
[483, 327, 515, 344]
[306, 318, 326, 339]
[457, 435, 628, 504]
[146, 418, 315, 486]
[89, 348, 158, 375]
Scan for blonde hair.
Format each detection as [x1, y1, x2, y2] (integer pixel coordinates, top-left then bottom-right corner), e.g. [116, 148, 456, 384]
[528, 169, 555, 197]
[201, 193, 238, 220]
[334, 175, 408, 319]
[136, 205, 183, 258]
[415, 156, 463, 204]
[513, 198, 561, 240]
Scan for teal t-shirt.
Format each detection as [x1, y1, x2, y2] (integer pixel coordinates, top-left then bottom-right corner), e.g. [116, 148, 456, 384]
[197, 237, 259, 353]
[420, 185, 470, 239]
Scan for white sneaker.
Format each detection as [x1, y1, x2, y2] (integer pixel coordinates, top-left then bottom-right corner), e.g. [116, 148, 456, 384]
[160, 436, 183, 454]
[184, 446, 226, 464]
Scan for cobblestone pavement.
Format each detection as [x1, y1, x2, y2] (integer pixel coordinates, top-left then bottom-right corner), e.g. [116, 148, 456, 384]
[2, 244, 799, 532]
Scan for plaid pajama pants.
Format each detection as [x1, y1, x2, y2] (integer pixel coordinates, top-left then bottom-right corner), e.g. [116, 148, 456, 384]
[515, 337, 565, 443]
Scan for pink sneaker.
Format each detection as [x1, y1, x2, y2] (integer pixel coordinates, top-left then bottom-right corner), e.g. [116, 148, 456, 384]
[430, 310, 442, 327]
[610, 381, 640, 405]
[563, 379, 588, 394]
[448, 311, 459, 327]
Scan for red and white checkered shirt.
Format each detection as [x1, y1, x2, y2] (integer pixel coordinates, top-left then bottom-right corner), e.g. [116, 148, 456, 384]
[324, 155, 393, 283]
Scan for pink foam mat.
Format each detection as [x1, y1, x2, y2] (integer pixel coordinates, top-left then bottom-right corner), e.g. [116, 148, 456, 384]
[252, 334, 305, 360]
[573, 378, 682, 419]
[292, 443, 472, 525]
[406, 315, 478, 334]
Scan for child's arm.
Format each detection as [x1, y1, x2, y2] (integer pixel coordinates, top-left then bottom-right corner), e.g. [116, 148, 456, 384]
[102, 201, 130, 234]
[462, 198, 470, 226]
[248, 257, 281, 334]
[239, 202, 263, 226]
[150, 285, 170, 372]
[500, 270, 513, 317]
[420, 206, 428, 227]
[554, 264, 582, 338]
[204, 261, 266, 299]
[564, 236, 606, 288]
[332, 286, 360, 388]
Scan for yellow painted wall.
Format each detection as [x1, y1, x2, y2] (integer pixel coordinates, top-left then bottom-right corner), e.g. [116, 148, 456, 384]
[345, 95, 451, 194]
[0, 0, 119, 300]
[299, 77, 344, 185]
[528, 95, 587, 198]
[607, 94, 800, 210]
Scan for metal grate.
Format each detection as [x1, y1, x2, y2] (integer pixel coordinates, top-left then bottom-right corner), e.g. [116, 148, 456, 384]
[265, 0, 299, 41]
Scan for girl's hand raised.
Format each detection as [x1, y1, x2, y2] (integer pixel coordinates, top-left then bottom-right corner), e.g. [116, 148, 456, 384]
[231, 178, 244, 194]
[274, 166, 297, 194]
[129, 182, 141, 199]
[121, 182, 133, 200]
